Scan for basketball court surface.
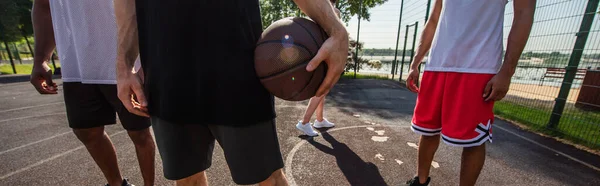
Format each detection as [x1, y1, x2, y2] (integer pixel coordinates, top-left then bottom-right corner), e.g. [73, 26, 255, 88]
[1, 77, 599, 185]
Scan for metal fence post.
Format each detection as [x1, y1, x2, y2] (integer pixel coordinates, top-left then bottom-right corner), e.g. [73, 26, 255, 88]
[409, 22, 419, 85]
[399, 25, 410, 79]
[548, 0, 599, 128]
[425, 0, 432, 22]
[354, 0, 363, 79]
[391, 0, 405, 80]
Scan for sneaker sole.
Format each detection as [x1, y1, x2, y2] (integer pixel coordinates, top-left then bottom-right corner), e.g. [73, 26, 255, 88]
[296, 125, 319, 136]
[313, 125, 335, 129]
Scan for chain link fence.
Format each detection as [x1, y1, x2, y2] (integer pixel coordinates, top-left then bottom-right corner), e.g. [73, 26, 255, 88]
[348, 0, 600, 149]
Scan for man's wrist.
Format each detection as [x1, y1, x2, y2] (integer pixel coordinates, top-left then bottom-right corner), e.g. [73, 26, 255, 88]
[498, 67, 516, 77]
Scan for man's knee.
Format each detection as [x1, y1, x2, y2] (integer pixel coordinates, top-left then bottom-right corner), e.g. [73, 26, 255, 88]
[127, 128, 154, 147]
[176, 171, 207, 186]
[73, 127, 105, 145]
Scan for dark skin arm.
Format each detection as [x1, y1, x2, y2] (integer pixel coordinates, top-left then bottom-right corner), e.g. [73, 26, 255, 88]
[483, 0, 535, 101]
[30, 0, 58, 94]
[293, 0, 349, 97]
[406, 0, 442, 93]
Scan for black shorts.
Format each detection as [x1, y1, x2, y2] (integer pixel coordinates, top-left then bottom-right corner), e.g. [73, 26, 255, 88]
[63, 82, 150, 131]
[151, 117, 284, 184]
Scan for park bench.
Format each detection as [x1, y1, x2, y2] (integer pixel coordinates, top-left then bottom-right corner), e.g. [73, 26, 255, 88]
[539, 67, 586, 86]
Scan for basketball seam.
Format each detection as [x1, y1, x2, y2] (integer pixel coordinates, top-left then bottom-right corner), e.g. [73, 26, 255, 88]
[258, 59, 310, 80]
[289, 63, 327, 100]
[292, 19, 321, 50]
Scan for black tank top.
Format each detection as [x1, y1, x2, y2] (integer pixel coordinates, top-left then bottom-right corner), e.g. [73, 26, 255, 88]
[135, 0, 275, 125]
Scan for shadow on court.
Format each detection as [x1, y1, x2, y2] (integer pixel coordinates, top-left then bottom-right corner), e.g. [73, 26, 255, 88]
[307, 132, 388, 186]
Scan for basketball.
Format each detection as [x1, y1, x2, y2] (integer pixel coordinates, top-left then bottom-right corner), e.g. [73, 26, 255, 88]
[254, 17, 328, 101]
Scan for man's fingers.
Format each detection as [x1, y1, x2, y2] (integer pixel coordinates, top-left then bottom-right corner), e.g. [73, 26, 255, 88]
[406, 76, 418, 93]
[315, 68, 340, 97]
[483, 81, 492, 98]
[132, 83, 147, 107]
[306, 50, 327, 72]
[485, 89, 498, 102]
[120, 93, 149, 117]
[32, 79, 57, 94]
[494, 91, 508, 101]
[43, 69, 55, 87]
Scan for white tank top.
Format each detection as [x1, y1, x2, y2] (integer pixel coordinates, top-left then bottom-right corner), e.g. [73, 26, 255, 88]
[49, 0, 139, 84]
[426, 0, 508, 74]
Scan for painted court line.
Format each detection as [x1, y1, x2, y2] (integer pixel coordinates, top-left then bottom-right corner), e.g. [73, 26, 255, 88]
[0, 130, 126, 180]
[494, 125, 600, 172]
[0, 102, 64, 113]
[0, 131, 72, 156]
[0, 112, 66, 124]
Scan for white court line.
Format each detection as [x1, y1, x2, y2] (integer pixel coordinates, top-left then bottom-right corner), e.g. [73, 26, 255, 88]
[0, 131, 72, 156]
[0, 102, 64, 113]
[494, 125, 600, 172]
[0, 112, 66, 124]
[0, 130, 127, 180]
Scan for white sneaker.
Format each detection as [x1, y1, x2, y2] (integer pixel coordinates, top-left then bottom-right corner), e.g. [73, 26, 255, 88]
[313, 119, 335, 128]
[296, 121, 319, 136]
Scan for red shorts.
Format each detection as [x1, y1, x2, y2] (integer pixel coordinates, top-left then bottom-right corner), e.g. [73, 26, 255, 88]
[412, 71, 495, 147]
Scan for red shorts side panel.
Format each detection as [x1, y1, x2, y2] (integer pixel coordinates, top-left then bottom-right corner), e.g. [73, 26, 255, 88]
[412, 72, 444, 135]
[441, 72, 495, 147]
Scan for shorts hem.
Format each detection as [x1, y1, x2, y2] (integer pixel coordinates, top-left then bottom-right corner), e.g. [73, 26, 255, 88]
[233, 164, 284, 185]
[441, 134, 492, 147]
[69, 121, 115, 129]
[411, 123, 441, 136]
[164, 163, 211, 181]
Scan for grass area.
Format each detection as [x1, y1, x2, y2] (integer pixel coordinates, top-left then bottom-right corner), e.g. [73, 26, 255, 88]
[341, 72, 390, 80]
[0, 63, 60, 75]
[494, 101, 600, 149]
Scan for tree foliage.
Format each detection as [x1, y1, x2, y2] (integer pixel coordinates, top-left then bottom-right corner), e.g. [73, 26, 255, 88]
[0, 0, 33, 42]
[259, 0, 388, 28]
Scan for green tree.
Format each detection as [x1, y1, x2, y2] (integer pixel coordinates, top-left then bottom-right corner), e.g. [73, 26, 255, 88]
[259, 0, 388, 28]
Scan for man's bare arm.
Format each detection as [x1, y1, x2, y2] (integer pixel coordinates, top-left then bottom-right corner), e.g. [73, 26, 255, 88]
[499, 0, 536, 76]
[405, 0, 442, 93]
[293, 0, 349, 97]
[32, 0, 55, 66]
[30, 0, 57, 94]
[483, 0, 535, 101]
[409, 0, 442, 69]
[115, 0, 139, 72]
[114, 0, 148, 117]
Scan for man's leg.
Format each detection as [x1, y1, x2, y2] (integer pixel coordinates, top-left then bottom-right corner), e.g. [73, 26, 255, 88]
[73, 127, 123, 186]
[150, 117, 215, 185]
[460, 144, 486, 186]
[416, 135, 440, 184]
[301, 95, 324, 124]
[258, 169, 288, 186]
[211, 119, 286, 185]
[127, 128, 156, 186]
[315, 97, 325, 122]
[176, 172, 208, 186]
[101, 83, 156, 186]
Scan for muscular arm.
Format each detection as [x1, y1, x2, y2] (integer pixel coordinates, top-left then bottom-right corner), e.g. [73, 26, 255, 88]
[30, 0, 57, 94]
[293, 0, 349, 96]
[409, 0, 442, 69]
[483, 0, 535, 101]
[114, 0, 139, 74]
[499, 0, 536, 76]
[32, 0, 55, 66]
[114, 0, 148, 117]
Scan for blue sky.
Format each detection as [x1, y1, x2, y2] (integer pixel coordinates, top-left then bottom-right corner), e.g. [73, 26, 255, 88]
[344, 0, 600, 54]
